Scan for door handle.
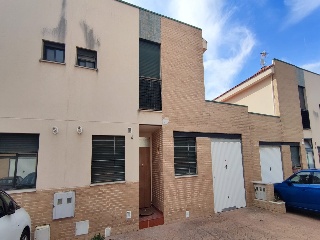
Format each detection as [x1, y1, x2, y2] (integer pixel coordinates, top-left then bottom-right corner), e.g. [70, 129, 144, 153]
[270, 167, 271, 171]
[225, 165, 227, 169]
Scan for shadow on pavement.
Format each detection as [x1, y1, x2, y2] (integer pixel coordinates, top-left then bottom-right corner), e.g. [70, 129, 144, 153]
[286, 206, 320, 220]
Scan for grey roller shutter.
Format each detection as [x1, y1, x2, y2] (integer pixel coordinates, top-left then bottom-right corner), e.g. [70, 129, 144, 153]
[91, 135, 125, 183]
[139, 39, 160, 79]
[0, 133, 39, 153]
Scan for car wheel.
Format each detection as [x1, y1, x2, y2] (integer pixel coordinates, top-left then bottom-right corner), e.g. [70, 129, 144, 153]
[20, 229, 30, 240]
[274, 191, 282, 201]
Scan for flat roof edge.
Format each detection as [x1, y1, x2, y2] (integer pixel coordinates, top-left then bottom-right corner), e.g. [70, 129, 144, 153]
[115, 0, 202, 30]
[205, 100, 248, 108]
[248, 112, 280, 118]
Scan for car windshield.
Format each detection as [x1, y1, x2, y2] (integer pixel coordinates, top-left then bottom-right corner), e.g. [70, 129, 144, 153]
[290, 171, 311, 184]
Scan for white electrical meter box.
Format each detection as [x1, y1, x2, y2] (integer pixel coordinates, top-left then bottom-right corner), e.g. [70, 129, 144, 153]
[253, 182, 267, 200]
[34, 225, 50, 240]
[53, 191, 75, 220]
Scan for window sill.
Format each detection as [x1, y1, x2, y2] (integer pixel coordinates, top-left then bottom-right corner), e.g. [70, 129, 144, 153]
[6, 188, 36, 194]
[138, 109, 162, 113]
[39, 59, 66, 65]
[90, 181, 126, 187]
[75, 65, 98, 71]
[175, 174, 198, 179]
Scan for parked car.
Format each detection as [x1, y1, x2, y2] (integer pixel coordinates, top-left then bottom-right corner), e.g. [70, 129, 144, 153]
[274, 169, 320, 212]
[0, 176, 23, 190]
[0, 189, 31, 240]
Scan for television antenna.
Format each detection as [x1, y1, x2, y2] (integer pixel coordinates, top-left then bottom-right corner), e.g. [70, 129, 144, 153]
[260, 51, 268, 68]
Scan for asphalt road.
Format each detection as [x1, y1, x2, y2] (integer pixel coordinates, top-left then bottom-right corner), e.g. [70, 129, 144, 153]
[110, 207, 320, 240]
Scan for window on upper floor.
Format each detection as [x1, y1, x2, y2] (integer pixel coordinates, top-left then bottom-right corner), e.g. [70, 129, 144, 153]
[91, 135, 125, 183]
[174, 137, 197, 176]
[77, 47, 97, 69]
[298, 86, 306, 110]
[0, 133, 39, 190]
[298, 86, 310, 129]
[43, 40, 65, 63]
[139, 39, 162, 111]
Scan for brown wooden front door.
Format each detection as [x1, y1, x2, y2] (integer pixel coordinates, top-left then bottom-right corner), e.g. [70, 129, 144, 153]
[139, 147, 151, 208]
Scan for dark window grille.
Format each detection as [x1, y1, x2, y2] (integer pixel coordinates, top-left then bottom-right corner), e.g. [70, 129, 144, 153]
[139, 76, 162, 111]
[43, 40, 65, 63]
[301, 109, 311, 129]
[77, 47, 97, 69]
[174, 137, 197, 176]
[91, 135, 125, 183]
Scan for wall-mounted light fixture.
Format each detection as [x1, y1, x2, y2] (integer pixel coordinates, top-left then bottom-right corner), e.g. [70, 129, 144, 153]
[77, 126, 83, 134]
[52, 126, 59, 135]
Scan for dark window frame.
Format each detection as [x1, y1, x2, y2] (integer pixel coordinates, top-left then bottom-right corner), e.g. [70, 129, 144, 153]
[139, 39, 162, 111]
[298, 86, 307, 110]
[290, 146, 301, 168]
[174, 137, 197, 176]
[77, 47, 97, 69]
[0, 153, 38, 190]
[91, 135, 125, 183]
[43, 40, 65, 63]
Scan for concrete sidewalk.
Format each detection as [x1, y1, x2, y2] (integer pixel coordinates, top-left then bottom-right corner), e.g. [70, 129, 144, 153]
[110, 207, 320, 240]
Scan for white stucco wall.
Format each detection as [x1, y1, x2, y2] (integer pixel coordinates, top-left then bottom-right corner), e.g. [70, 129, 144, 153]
[304, 70, 320, 167]
[0, 0, 141, 189]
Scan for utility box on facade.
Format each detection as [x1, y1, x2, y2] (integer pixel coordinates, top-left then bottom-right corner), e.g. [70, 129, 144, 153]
[253, 182, 267, 200]
[53, 191, 75, 220]
[34, 225, 50, 240]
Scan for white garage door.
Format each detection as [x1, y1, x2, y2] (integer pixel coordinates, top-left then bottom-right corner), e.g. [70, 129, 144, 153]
[211, 139, 246, 213]
[259, 146, 283, 183]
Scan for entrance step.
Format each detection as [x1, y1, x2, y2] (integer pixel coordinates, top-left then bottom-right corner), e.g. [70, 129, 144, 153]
[139, 206, 164, 229]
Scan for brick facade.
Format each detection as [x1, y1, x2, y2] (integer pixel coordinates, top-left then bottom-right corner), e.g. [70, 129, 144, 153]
[11, 183, 139, 239]
[1, 1, 306, 239]
[160, 15, 302, 225]
[152, 128, 164, 212]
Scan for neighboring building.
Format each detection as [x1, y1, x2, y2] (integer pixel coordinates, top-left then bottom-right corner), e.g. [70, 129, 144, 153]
[215, 59, 319, 170]
[0, 1, 304, 239]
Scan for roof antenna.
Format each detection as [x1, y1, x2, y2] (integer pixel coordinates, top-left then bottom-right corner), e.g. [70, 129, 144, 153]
[260, 51, 268, 68]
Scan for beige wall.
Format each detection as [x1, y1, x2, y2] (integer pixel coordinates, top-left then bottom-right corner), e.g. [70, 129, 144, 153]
[0, 0, 141, 188]
[0, 118, 139, 189]
[224, 76, 275, 116]
[0, 0, 139, 122]
[304, 70, 320, 167]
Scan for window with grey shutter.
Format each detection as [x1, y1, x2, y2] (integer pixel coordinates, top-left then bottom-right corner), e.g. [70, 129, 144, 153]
[91, 135, 125, 183]
[139, 39, 162, 111]
[0, 133, 39, 190]
[174, 137, 197, 176]
[77, 47, 97, 69]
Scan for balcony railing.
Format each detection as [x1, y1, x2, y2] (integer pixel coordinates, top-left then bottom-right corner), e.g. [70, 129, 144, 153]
[301, 109, 311, 129]
[139, 76, 162, 111]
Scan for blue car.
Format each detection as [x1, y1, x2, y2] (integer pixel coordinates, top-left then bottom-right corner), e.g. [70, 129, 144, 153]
[274, 169, 320, 212]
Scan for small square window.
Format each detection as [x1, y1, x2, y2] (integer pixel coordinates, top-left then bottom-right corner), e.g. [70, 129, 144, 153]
[43, 40, 65, 63]
[174, 137, 197, 176]
[77, 47, 97, 69]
